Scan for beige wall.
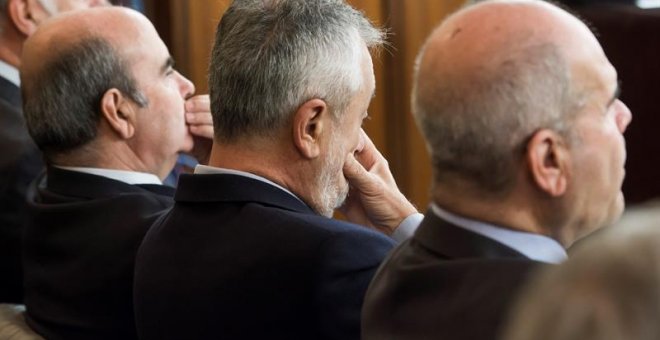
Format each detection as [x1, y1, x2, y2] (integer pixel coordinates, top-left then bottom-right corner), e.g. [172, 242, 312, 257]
[147, 0, 466, 209]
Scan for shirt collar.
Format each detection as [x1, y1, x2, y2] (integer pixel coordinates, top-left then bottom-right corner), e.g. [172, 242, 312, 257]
[430, 203, 567, 264]
[56, 166, 162, 185]
[0, 60, 20, 87]
[194, 165, 303, 203]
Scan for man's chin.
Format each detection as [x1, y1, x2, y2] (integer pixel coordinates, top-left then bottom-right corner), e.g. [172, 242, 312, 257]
[179, 137, 196, 154]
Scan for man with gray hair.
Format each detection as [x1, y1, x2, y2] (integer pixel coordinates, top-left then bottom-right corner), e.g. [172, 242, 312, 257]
[362, 0, 632, 339]
[19, 6, 213, 339]
[0, 0, 108, 304]
[133, 0, 419, 339]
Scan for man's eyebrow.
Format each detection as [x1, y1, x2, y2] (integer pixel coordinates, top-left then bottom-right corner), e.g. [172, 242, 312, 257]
[161, 56, 175, 74]
[607, 81, 621, 107]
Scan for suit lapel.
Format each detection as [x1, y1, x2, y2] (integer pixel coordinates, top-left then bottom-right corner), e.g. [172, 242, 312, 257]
[0, 76, 21, 108]
[414, 209, 528, 260]
[175, 173, 315, 215]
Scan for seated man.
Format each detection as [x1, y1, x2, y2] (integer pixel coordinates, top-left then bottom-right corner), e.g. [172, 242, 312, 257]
[362, 1, 632, 339]
[19, 7, 212, 340]
[133, 0, 418, 339]
[0, 0, 109, 304]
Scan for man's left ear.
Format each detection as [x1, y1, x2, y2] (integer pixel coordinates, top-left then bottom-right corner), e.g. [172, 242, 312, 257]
[292, 98, 329, 159]
[526, 129, 571, 197]
[100, 88, 137, 139]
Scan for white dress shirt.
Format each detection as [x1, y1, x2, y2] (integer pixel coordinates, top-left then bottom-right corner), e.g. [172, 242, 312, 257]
[0, 60, 20, 87]
[193, 164, 419, 242]
[430, 203, 567, 264]
[57, 166, 162, 185]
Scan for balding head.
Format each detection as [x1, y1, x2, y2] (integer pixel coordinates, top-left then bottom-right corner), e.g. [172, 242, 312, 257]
[415, 0, 631, 244]
[414, 0, 602, 194]
[23, 5, 150, 73]
[22, 6, 196, 178]
[21, 7, 149, 159]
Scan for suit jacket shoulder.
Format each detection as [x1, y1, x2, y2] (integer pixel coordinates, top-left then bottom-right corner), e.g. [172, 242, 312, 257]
[362, 211, 544, 340]
[0, 76, 43, 303]
[23, 167, 174, 340]
[135, 173, 395, 340]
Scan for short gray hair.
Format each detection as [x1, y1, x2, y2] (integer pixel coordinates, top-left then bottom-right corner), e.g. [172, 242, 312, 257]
[209, 0, 384, 142]
[413, 41, 577, 194]
[23, 36, 147, 158]
[504, 222, 660, 340]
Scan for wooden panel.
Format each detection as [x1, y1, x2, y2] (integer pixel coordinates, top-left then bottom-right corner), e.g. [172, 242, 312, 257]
[347, 0, 388, 158]
[383, 0, 465, 209]
[166, 0, 231, 93]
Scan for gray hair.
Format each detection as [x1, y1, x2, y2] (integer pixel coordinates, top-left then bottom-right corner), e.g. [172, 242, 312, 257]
[503, 222, 660, 340]
[23, 36, 147, 158]
[209, 0, 384, 142]
[412, 41, 577, 194]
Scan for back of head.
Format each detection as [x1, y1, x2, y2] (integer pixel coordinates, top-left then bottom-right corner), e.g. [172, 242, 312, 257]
[21, 7, 146, 161]
[412, 0, 580, 195]
[503, 223, 660, 340]
[208, 0, 384, 143]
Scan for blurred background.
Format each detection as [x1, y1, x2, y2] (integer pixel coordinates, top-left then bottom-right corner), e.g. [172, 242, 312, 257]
[116, 0, 660, 212]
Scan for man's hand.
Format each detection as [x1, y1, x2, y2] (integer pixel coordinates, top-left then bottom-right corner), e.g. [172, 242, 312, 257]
[185, 94, 213, 164]
[340, 130, 418, 235]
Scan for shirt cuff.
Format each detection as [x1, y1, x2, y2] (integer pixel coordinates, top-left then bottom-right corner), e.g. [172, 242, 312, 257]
[391, 213, 424, 243]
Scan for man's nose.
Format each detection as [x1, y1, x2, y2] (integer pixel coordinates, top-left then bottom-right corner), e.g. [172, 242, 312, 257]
[177, 71, 196, 98]
[616, 100, 632, 134]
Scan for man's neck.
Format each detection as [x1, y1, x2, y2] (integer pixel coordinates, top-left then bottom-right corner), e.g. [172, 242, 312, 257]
[432, 184, 551, 241]
[0, 33, 24, 69]
[51, 140, 174, 181]
[209, 140, 316, 211]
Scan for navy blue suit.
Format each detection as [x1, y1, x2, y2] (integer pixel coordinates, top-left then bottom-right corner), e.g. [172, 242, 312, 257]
[134, 173, 396, 340]
[362, 211, 544, 340]
[23, 167, 174, 340]
[0, 75, 43, 303]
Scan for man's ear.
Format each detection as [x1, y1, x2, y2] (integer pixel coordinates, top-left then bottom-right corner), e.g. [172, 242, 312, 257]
[100, 89, 136, 140]
[292, 98, 328, 159]
[7, 0, 40, 37]
[526, 129, 570, 197]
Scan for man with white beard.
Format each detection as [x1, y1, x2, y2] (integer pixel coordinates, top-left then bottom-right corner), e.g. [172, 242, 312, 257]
[133, 1, 420, 339]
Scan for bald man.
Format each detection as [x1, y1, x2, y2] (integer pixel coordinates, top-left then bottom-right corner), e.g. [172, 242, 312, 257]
[362, 1, 632, 339]
[19, 7, 212, 339]
[0, 0, 109, 304]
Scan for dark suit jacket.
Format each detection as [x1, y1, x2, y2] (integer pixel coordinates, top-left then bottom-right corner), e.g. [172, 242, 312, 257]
[134, 173, 396, 340]
[0, 75, 43, 303]
[23, 167, 174, 340]
[362, 211, 544, 340]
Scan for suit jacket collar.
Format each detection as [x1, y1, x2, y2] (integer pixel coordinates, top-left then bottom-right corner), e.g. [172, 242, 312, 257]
[175, 173, 315, 215]
[414, 209, 528, 260]
[43, 166, 174, 199]
[0, 75, 21, 108]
